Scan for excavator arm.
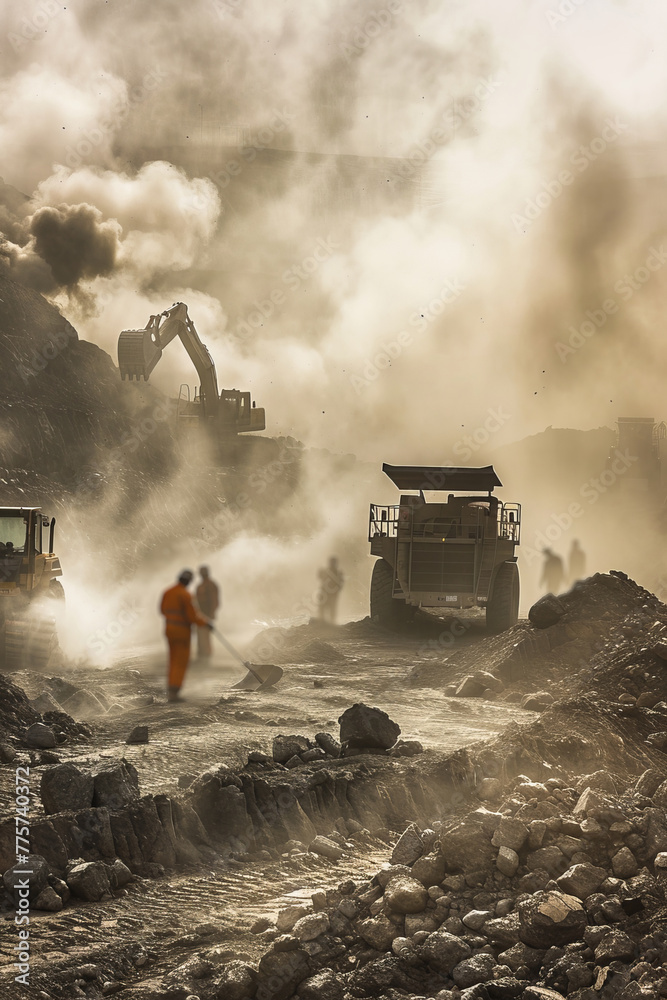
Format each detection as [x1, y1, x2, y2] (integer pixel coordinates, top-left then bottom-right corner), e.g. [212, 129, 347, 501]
[117, 301, 266, 434]
[118, 302, 220, 418]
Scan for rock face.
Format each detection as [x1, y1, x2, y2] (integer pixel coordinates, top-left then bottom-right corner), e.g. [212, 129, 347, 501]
[40, 763, 94, 814]
[338, 703, 400, 750]
[528, 594, 566, 628]
[518, 891, 587, 948]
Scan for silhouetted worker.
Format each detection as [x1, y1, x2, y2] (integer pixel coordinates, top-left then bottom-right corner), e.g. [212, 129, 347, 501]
[196, 565, 220, 659]
[317, 556, 344, 624]
[569, 539, 586, 586]
[540, 548, 564, 595]
[160, 569, 212, 702]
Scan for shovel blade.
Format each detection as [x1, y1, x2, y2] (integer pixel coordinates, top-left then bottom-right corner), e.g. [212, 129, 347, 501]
[231, 663, 283, 691]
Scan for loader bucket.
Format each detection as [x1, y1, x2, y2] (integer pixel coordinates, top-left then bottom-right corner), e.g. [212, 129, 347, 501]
[118, 328, 163, 381]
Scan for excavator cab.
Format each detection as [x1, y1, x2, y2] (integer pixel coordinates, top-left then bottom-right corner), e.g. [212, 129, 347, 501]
[118, 303, 266, 435]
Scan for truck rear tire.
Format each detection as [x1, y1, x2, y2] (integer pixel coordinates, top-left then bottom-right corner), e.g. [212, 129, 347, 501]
[486, 562, 519, 634]
[370, 559, 415, 627]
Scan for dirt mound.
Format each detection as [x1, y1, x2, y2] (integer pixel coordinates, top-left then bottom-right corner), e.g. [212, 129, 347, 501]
[0, 671, 94, 750]
[0, 671, 40, 739]
[248, 621, 350, 664]
[409, 572, 663, 698]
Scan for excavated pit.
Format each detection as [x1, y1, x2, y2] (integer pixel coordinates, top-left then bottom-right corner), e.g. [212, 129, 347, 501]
[3, 573, 667, 1000]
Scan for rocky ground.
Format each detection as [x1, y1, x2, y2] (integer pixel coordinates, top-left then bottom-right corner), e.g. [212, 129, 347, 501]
[2, 573, 667, 999]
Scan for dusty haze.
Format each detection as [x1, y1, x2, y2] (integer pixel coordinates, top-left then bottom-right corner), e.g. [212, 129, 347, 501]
[1, 0, 667, 653]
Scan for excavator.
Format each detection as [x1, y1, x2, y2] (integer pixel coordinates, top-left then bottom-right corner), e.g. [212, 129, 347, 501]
[117, 302, 266, 437]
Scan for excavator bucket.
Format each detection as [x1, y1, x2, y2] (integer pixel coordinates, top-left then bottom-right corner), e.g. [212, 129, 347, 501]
[118, 328, 163, 381]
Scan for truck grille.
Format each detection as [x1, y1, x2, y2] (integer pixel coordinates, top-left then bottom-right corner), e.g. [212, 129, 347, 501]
[409, 542, 476, 593]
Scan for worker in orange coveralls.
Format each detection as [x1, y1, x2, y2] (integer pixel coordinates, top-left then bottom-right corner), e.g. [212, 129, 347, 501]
[160, 569, 213, 702]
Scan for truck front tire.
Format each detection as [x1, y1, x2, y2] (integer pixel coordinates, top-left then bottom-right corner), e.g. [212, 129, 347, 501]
[370, 558, 416, 627]
[486, 561, 520, 634]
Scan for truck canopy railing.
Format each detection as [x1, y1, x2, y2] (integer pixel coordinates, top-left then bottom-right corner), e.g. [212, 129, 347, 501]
[369, 504, 400, 539]
[369, 501, 521, 543]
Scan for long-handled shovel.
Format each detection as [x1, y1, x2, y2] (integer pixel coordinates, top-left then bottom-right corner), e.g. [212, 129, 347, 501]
[211, 627, 283, 691]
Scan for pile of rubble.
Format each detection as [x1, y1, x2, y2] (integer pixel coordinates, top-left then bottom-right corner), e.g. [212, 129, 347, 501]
[230, 764, 667, 1000]
[408, 573, 665, 704]
[0, 672, 90, 762]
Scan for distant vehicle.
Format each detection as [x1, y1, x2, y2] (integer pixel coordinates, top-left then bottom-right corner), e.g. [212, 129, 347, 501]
[0, 506, 64, 669]
[609, 417, 667, 498]
[117, 301, 265, 437]
[368, 464, 521, 632]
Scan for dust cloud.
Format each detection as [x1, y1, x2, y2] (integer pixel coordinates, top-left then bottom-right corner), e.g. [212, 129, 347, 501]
[1, 0, 667, 648]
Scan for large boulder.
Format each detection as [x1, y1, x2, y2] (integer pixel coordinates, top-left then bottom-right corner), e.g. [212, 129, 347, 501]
[257, 950, 310, 1000]
[455, 675, 486, 698]
[214, 960, 257, 1000]
[273, 735, 310, 764]
[492, 817, 529, 852]
[594, 929, 635, 964]
[635, 768, 665, 797]
[518, 891, 587, 948]
[440, 818, 495, 872]
[40, 763, 94, 815]
[298, 970, 346, 1000]
[528, 594, 566, 628]
[421, 931, 471, 974]
[452, 953, 497, 988]
[292, 912, 329, 941]
[24, 723, 56, 748]
[338, 703, 400, 750]
[309, 836, 343, 861]
[384, 875, 429, 914]
[411, 851, 446, 886]
[66, 860, 112, 902]
[496, 846, 520, 877]
[390, 824, 423, 866]
[555, 863, 607, 900]
[3, 855, 50, 903]
[92, 759, 140, 809]
[356, 915, 396, 951]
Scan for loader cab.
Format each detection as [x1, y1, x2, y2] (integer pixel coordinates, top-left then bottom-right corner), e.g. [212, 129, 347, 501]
[0, 507, 61, 596]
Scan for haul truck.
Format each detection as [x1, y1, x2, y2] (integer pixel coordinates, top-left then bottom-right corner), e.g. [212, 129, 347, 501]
[369, 464, 521, 632]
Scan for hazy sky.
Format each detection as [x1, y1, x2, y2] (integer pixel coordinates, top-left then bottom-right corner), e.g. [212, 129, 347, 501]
[2, 0, 667, 461]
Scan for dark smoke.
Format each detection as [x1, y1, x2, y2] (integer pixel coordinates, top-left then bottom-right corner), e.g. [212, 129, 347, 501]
[29, 203, 120, 287]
